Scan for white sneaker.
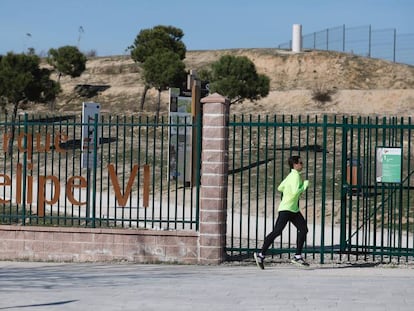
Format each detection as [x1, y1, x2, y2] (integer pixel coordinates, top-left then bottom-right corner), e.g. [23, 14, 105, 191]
[291, 256, 309, 267]
[254, 252, 265, 270]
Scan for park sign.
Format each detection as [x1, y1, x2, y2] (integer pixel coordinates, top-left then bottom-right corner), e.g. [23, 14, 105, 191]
[168, 88, 192, 184]
[376, 147, 402, 183]
[81, 102, 101, 169]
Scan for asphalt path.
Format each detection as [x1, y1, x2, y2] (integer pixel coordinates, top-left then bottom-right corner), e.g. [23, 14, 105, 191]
[0, 261, 413, 311]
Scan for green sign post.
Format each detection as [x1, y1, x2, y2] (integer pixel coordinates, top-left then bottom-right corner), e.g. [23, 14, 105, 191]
[376, 147, 402, 183]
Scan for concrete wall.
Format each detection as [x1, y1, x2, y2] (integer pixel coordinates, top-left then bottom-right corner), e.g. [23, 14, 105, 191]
[0, 93, 230, 265]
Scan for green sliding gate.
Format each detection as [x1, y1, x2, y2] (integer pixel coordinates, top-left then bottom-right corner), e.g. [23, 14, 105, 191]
[227, 115, 414, 263]
[340, 117, 414, 262]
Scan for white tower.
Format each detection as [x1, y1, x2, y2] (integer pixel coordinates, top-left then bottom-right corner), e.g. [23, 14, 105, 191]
[292, 24, 302, 53]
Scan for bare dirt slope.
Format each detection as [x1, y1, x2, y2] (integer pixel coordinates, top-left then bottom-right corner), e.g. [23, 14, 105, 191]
[33, 49, 414, 116]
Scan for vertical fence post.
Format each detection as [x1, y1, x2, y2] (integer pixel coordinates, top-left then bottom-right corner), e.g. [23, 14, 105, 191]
[22, 114, 28, 223]
[326, 28, 329, 51]
[320, 115, 328, 263]
[340, 117, 349, 253]
[199, 93, 229, 264]
[393, 28, 397, 63]
[368, 25, 372, 58]
[342, 24, 346, 52]
[313, 32, 316, 49]
[91, 114, 99, 228]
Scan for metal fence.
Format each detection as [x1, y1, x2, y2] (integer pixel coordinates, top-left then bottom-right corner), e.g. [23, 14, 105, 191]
[2, 113, 414, 263]
[278, 25, 414, 66]
[0, 114, 200, 230]
[227, 115, 414, 263]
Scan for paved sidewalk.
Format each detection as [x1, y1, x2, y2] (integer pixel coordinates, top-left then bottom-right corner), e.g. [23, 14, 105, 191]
[0, 261, 413, 311]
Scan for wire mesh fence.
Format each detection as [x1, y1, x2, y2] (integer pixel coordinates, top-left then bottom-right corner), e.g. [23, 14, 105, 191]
[278, 24, 414, 66]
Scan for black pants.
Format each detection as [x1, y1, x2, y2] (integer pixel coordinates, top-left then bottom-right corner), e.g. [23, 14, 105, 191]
[260, 211, 308, 256]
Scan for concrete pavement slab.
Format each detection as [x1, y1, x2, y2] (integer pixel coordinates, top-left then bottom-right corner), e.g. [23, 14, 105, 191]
[0, 261, 413, 311]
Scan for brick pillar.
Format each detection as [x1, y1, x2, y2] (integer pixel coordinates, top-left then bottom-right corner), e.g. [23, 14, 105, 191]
[199, 93, 229, 264]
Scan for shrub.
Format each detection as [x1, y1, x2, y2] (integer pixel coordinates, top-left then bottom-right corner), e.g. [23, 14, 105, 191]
[311, 83, 337, 106]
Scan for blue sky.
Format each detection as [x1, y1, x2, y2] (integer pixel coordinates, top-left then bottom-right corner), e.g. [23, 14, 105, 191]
[1, 0, 413, 56]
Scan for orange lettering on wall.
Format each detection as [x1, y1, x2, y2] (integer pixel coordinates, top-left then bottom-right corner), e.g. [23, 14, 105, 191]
[143, 165, 150, 208]
[2, 131, 69, 155]
[2, 133, 12, 153]
[108, 163, 139, 207]
[13, 163, 34, 204]
[66, 176, 87, 206]
[16, 163, 22, 204]
[27, 162, 33, 204]
[0, 174, 11, 203]
[54, 132, 68, 153]
[17, 133, 33, 160]
[35, 133, 51, 153]
[38, 175, 60, 217]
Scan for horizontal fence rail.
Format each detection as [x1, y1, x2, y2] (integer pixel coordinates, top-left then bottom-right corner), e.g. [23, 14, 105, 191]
[0, 114, 200, 230]
[227, 115, 414, 263]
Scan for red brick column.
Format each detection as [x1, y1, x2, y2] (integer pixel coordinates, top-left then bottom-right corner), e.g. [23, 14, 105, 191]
[199, 93, 229, 264]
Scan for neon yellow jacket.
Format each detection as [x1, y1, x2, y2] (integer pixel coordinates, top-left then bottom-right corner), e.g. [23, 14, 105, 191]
[277, 169, 309, 213]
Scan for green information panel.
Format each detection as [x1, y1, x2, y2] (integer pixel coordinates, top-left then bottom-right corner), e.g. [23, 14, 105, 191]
[376, 147, 402, 183]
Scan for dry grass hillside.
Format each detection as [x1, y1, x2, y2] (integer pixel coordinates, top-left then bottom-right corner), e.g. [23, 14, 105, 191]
[26, 48, 414, 116]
